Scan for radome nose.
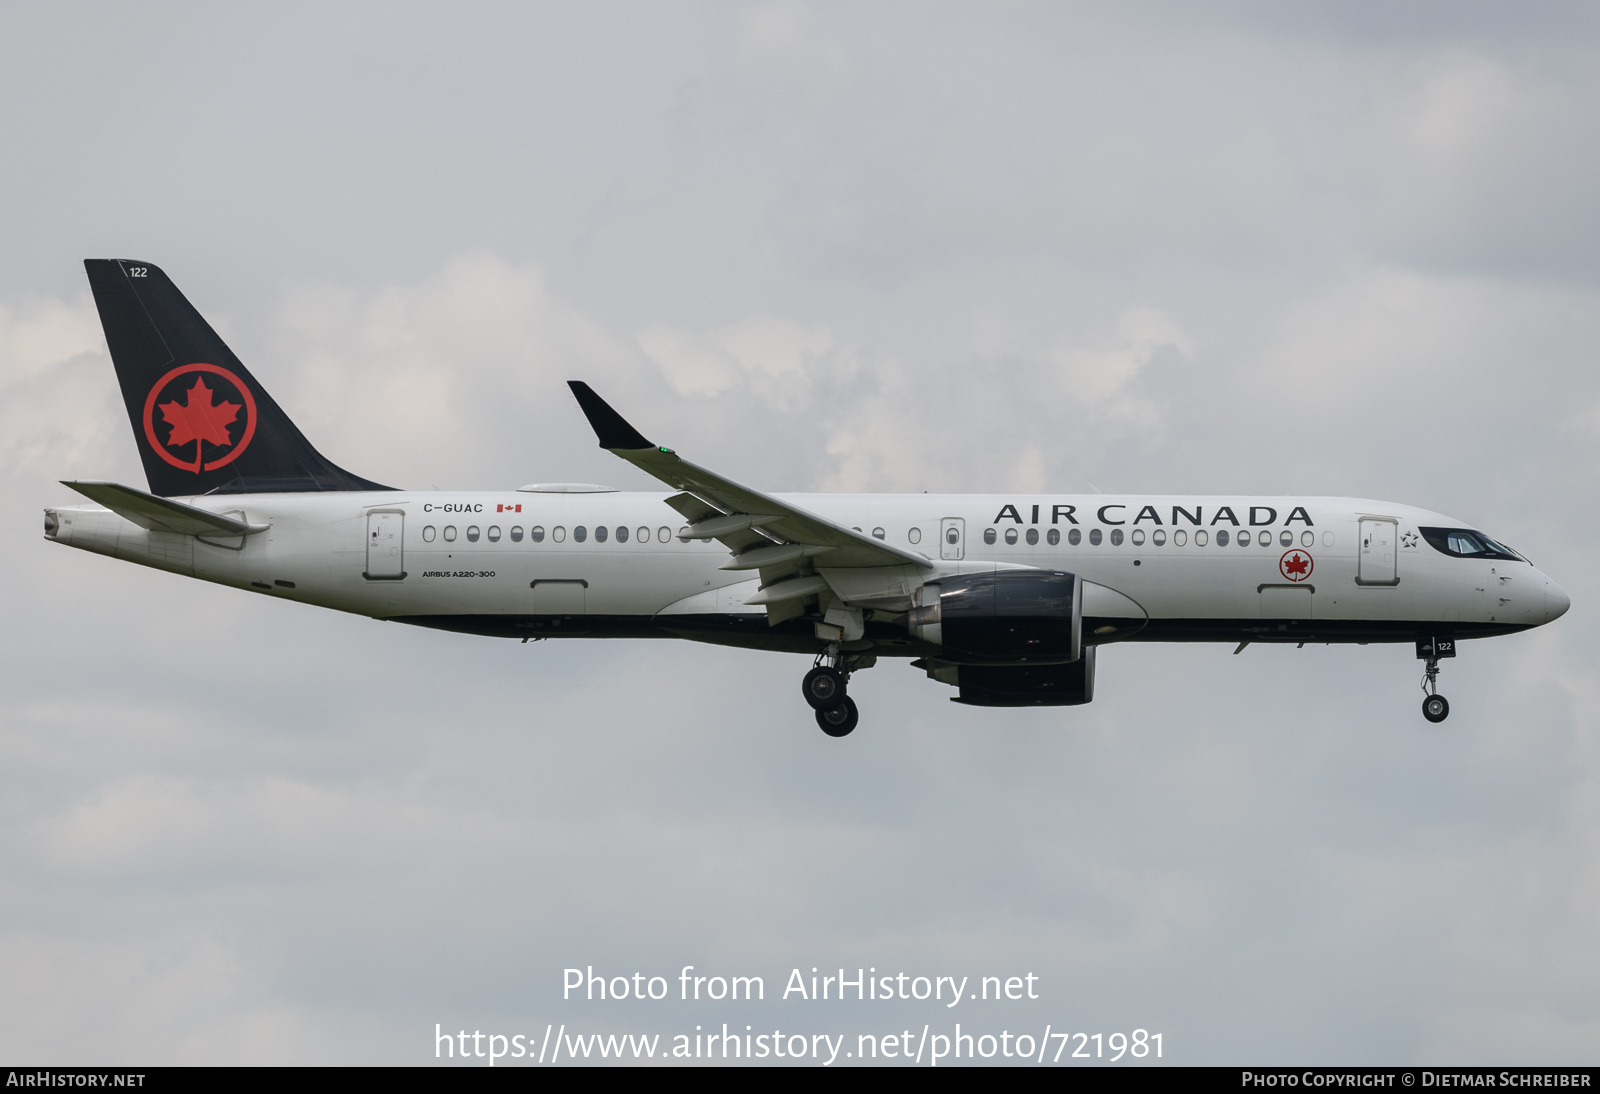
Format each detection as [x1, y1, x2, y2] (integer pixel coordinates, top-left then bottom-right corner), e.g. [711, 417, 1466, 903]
[1546, 578, 1571, 621]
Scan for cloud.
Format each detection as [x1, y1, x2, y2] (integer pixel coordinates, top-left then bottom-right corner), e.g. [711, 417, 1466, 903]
[1352, 50, 1600, 270]
[259, 251, 651, 490]
[638, 313, 842, 410]
[0, 293, 129, 480]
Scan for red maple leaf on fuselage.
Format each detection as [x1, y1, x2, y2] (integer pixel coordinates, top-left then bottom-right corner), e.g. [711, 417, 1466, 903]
[158, 377, 240, 451]
[1283, 553, 1310, 576]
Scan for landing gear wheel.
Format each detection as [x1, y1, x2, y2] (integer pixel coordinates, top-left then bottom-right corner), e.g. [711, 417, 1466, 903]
[1422, 694, 1450, 723]
[816, 697, 859, 737]
[802, 666, 847, 711]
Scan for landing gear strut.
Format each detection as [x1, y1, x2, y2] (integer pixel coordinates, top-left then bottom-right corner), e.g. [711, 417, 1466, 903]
[804, 642, 861, 737]
[1420, 658, 1449, 723]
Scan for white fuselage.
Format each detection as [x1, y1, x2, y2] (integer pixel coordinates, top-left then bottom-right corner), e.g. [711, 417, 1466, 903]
[45, 490, 1570, 653]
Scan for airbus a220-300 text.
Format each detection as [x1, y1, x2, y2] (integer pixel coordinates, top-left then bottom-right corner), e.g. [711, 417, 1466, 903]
[45, 261, 1571, 735]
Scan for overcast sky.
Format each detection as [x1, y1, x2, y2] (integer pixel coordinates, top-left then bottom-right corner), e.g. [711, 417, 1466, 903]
[2, 1, 1598, 1065]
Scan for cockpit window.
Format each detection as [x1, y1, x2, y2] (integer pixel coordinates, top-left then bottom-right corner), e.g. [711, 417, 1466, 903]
[1418, 527, 1524, 563]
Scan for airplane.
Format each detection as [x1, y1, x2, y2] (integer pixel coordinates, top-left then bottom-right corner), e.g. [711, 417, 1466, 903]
[43, 260, 1571, 737]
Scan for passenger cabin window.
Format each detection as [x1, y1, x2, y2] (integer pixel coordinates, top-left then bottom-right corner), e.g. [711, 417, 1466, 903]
[1195, 530, 1207, 545]
[908, 527, 922, 545]
[1068, 528, 1081, 546]
[444, 526, 457, 542]
[984, 528, 997, 545]
[658, 527, 671, 543]
[637, 526, 649, 543]
[1216, 529, 1229, 546]
[1131, 529, 1145, 546]
[1110, 529, 1124, 546]
[1047, 528, 1060, 545]
[1025, 528, 1038, 545]
[1089, 529, 1102, 546]
[615, 526, 627, 543]
[510, 526, 523, 542]
[1302, 531, 1314, 547]
[1153, 529, 1166, 546]
[1279, 530, 1292, 547]
[872, 527, 885, 540]
[1174, 530, 1186, 546]
[1004, 528, 1018, 545]
[530, 526, 544, 542]
[1418, 527, 1523, 562]
[595, 526, 608, 543]
[552, 526, 566, 542]
[487, 526, 501, 542]
[466, 526, 480, 542]
[423, 525, 436, 542]
[575, 526, 588, 543]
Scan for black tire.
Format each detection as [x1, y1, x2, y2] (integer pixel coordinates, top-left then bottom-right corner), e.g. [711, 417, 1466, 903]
[816, 697, 859, 737]
[802, 666, 847, 711]
[1422, 694, 1450, 723]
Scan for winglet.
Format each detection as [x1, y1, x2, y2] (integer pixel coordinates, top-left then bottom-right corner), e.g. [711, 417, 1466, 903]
[567, 382, 654, 450]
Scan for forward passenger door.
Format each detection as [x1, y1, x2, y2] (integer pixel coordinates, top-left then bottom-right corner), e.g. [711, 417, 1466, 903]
[1358, 518, 1398, 586]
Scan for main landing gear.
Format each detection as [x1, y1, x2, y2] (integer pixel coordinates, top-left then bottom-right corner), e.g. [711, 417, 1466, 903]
[804, 644, 861, 737]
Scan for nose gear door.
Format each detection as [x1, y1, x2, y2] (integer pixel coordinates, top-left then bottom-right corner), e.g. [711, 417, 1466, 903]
[940, 517, 964, 560]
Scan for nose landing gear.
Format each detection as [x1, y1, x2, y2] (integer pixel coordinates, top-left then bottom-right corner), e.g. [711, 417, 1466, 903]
[803, 642, 867, 737]
[1417, 635, 1455, 723]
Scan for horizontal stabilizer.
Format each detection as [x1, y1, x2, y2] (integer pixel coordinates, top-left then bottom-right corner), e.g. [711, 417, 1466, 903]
[61, 480, 269, 536]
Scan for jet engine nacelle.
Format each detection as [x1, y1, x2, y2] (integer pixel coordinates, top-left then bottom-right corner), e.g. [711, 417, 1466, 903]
[907, 570, 1082, 666]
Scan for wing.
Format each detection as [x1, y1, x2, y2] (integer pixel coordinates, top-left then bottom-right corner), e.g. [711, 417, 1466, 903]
[568, 382, 932, 625]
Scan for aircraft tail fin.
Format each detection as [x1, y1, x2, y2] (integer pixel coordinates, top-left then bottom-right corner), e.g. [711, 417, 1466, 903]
[82, 259, 393, 496]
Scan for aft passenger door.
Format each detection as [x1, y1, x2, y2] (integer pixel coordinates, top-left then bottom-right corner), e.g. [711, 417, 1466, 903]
[940, 517, 964, 560]
[1358, 517, 1398, 586]
[365, 511, 405, 579]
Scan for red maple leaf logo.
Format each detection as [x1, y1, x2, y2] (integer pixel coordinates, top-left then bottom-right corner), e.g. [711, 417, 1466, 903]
[158, 377, 239, 451]
[1283, 553, 1309, 576]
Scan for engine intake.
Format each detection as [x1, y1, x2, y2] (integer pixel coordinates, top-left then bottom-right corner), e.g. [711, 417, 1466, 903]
[908, 570, 1081, 665]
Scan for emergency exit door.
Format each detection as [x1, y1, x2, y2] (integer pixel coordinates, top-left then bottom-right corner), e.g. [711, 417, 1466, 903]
[940, 517, 965, 560]
[365, 511, 405, 579]
[1358, 517, 1398, 586]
